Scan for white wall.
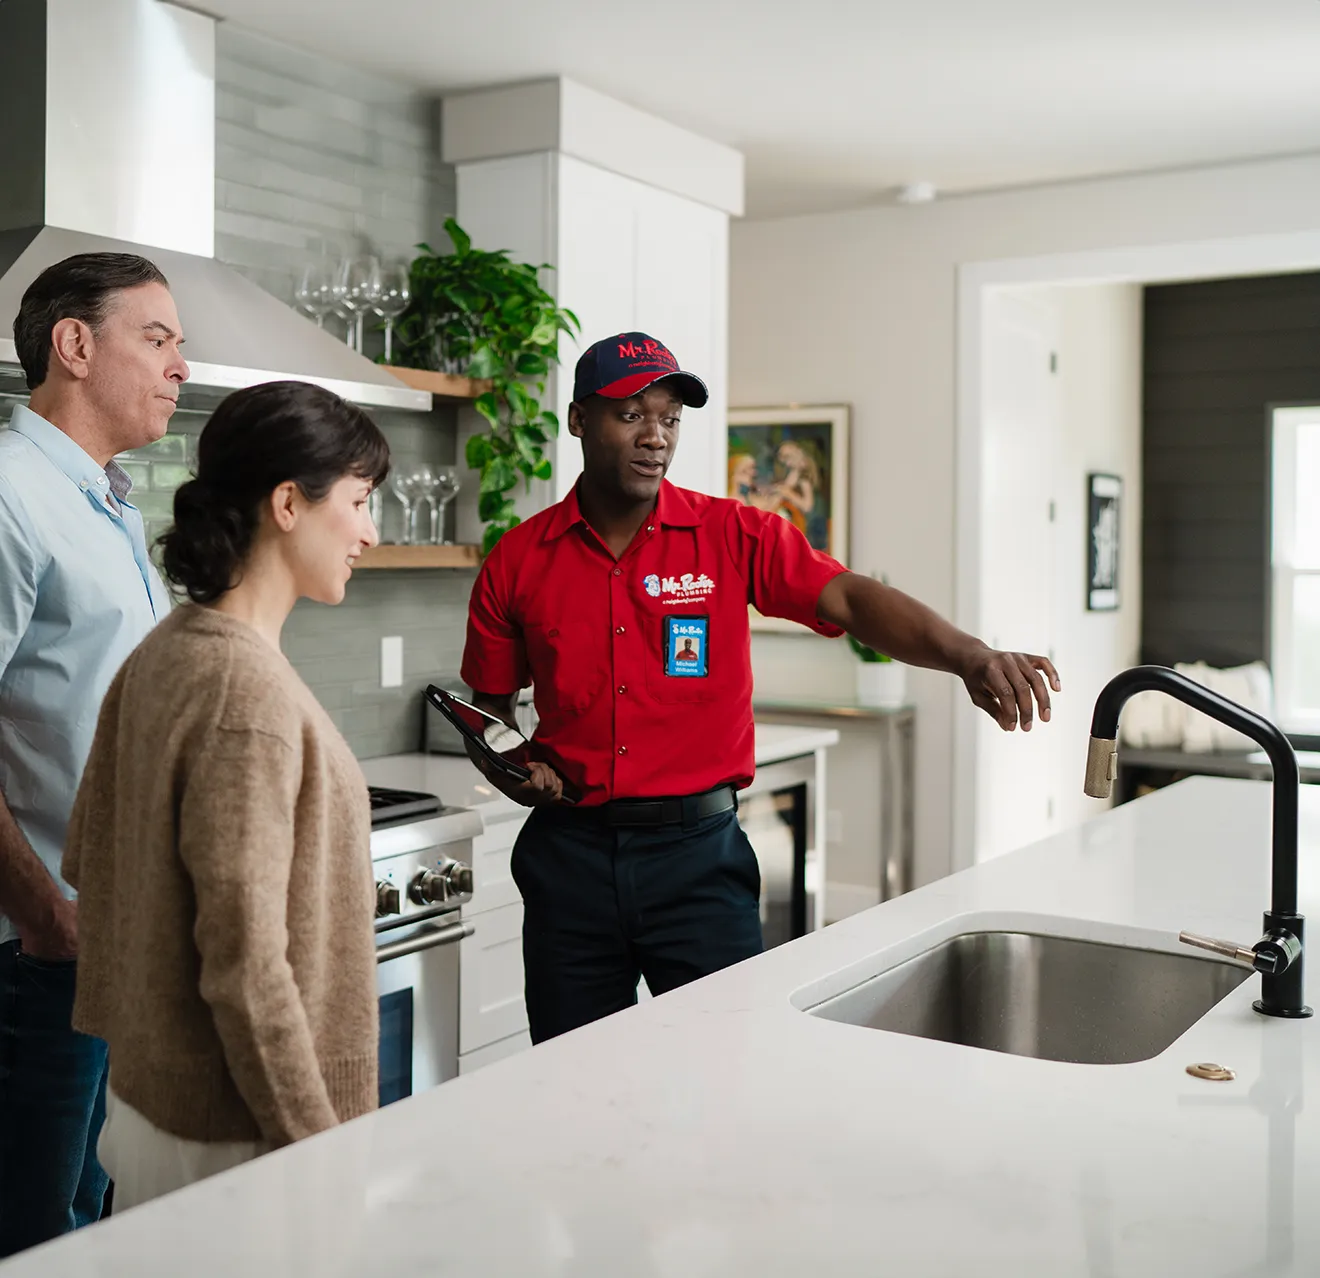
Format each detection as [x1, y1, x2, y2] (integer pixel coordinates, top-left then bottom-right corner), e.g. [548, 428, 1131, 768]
[974, 282, 1143, 864]
[1052, 284, 1144, 835]
[731, 151, 1320, 888]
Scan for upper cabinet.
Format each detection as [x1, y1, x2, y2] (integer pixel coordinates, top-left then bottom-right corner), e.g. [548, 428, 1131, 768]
[443, 79, 740, 535]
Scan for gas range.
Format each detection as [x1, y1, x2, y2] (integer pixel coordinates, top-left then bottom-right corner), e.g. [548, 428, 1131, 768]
[365, 789, 483, 1104]
[367, 788, 478, 926]
[368, 785, 444, 827]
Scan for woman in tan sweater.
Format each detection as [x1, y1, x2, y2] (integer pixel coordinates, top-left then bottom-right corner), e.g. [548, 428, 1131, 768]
[63, 380, 388, 1210]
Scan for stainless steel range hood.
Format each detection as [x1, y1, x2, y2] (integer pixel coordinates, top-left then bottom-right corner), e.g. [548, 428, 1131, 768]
[0, 0, 429, 413]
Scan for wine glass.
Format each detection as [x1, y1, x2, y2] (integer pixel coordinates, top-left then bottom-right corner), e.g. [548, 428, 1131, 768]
[373, 262, 410, 364]
[432, 466, 461, 545]
[337, 255, 380, 352]
[409, 465, 438, 546]
[329, 265, 356, 347]
[295, 263, 335, 328]
[389, 470, 420, 545]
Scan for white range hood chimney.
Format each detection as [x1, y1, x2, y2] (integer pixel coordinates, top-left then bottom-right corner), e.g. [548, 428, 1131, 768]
[0, 0, 428, 411]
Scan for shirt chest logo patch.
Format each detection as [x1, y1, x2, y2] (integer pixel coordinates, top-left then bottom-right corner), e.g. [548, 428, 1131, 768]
[652, 571, 715, 605]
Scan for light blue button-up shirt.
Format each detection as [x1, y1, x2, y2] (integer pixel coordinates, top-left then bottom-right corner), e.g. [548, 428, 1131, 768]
[0, 404, 171, 944]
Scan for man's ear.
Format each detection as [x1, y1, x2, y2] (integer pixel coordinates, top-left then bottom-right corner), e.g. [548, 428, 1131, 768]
[49, 318, 95, 381]
[567, 400, 586, 439]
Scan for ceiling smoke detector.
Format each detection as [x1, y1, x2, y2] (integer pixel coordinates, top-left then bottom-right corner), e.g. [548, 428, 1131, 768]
[895, 182, 938, 205]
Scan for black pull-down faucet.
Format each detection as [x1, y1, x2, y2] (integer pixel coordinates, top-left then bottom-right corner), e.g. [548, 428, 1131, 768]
[1084, 665, 1311, 1019]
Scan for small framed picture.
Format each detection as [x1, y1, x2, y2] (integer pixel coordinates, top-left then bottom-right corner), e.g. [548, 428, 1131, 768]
[727, 404, 850, 633]
[1087, 473, 1121, 611]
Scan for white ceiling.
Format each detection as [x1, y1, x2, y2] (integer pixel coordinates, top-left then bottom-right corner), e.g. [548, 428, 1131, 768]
[201, 0, 1320, 218]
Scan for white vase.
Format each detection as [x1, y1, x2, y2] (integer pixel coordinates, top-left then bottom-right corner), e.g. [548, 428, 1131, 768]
[855, 661, 906, 709]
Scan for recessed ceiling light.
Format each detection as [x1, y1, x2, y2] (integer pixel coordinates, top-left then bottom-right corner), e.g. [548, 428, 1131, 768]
[895, 182, 938, 205]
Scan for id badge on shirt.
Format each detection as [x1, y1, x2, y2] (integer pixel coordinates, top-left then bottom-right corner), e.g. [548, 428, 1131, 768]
[664, 615, 709, 678]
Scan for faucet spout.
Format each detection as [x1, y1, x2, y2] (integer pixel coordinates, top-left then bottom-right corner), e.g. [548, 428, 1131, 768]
[1085, 664, 1309, 1019]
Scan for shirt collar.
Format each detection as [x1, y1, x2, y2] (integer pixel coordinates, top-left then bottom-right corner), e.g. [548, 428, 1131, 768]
[542, 479, 700, 542]
[7, 404, 131, 501]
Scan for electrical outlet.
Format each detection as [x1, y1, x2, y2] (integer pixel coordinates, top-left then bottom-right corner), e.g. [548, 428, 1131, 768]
[380, 636, 403, 689]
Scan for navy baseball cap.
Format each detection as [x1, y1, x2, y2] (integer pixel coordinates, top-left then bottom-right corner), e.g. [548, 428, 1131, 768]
[571, 332, 708, 408]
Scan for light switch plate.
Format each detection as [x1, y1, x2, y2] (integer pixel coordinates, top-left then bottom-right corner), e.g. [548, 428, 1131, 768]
[380, 636, 403, 689]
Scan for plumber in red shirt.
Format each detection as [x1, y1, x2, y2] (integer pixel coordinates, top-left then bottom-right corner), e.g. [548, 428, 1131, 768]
[461, 332, 1060, 1044]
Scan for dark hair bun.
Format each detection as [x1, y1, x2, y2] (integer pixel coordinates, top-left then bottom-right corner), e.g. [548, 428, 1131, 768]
[159, 478, 254, 604]
[155, 380, 389, 605]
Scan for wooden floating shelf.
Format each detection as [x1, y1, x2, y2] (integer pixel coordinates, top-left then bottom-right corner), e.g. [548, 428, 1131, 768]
[355, 544, 481, 571]
[380, 366, 493, 401]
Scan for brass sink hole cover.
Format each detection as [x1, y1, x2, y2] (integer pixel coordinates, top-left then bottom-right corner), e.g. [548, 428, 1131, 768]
[1186, 1062, 1236, 1081]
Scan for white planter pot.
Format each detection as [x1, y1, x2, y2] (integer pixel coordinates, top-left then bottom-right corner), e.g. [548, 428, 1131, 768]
[855, 661, 906, 709]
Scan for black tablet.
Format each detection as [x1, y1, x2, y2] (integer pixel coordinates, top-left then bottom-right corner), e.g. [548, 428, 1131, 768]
[424, 686, 578, 805]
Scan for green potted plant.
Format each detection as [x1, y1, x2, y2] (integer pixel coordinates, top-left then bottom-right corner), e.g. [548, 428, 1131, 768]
[390, 218, 579, 554]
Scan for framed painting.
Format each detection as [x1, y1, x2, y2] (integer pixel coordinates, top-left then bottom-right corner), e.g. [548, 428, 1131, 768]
[727, 404, 850, 633]
[1087, 472, 1121, 611]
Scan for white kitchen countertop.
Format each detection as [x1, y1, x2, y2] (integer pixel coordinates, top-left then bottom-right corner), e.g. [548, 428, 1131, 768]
[7, 775, 1319, 1276]
[360, 721, 842, 818]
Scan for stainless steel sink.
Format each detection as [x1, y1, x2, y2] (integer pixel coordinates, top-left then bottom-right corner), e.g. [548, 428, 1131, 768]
[806, 931, 1251, 1064]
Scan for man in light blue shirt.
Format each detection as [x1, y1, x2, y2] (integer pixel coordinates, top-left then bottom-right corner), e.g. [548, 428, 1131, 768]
[0, 253, 186, 1256]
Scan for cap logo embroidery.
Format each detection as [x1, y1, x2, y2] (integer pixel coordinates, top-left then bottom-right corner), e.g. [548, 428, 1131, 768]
[617, 339, 678, 371]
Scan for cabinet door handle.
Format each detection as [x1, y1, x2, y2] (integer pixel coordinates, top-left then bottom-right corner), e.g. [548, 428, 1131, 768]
[375, 919, 473, 964]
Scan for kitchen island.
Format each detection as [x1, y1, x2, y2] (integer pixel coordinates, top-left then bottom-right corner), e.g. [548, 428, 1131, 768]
[5, 776, 1319, 1276]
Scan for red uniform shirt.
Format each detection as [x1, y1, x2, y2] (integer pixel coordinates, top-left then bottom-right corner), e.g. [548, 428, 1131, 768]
[461, 481, 847, 804]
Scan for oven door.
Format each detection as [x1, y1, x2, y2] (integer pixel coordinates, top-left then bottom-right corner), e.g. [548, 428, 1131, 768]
[375, 910, 471, 1106]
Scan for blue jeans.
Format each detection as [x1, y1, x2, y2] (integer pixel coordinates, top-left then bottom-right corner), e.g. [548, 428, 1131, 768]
[0, 940, 110, 1258]
[513, 805, 764, 1043]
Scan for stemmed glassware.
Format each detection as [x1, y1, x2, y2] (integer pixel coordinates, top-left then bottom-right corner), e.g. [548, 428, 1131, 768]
[432, 466, 461, 545]
[387, 466, 464, 545]
[389, 470, 420, 545]
[336, 255, 380, 352]
[294, 263, 336, 328]
[410, 465, 438, 546]
[373, 262, 410, 364]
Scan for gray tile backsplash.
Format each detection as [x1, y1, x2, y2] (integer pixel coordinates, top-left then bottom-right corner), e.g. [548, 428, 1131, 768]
[282, 569, 476, 759]
[213, 22, 454, 358]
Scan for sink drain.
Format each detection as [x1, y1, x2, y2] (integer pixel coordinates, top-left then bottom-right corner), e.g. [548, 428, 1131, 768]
[1186, 1062, 1236, 1081]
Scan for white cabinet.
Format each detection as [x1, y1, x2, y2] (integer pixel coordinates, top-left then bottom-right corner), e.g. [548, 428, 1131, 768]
[450, 85, 735, 521]
[458, 1028, 532, 1076]
[551, 156, 729, 500]
[460, 899, 528, 1055]
[459, 803, 532, 1068]
[469, 806, 526, 915]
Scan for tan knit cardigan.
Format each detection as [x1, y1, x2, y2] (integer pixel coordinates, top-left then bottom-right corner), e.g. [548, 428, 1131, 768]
[64, 604, 378, 1146]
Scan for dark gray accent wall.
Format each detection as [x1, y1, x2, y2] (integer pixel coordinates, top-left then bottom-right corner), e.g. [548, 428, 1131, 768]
[1141, 271, 1320, 669]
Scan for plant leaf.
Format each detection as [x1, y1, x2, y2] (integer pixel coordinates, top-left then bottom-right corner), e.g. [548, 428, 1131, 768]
[468, 345, 501, 380]
[473, 391, 500, 428]
[478, 491, 518, 523]
[465, 434, 493, 469]
[480, 455, 518, 495]
[443, 217, 471, 256]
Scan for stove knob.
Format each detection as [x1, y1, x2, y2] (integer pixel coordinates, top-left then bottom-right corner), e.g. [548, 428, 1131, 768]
[375, 880, 401, 917]
[447, 862, 474, 898]
[409, 868, 450, 906]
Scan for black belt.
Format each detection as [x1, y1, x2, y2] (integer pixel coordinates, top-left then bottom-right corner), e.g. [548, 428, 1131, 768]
[598, 785, 737, 828]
